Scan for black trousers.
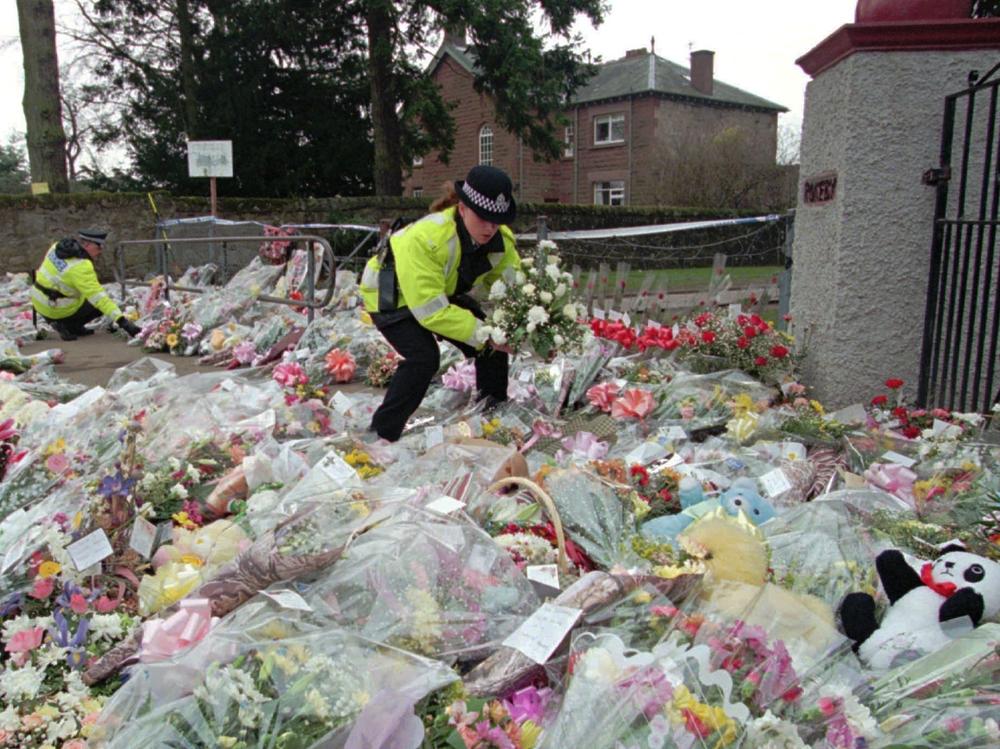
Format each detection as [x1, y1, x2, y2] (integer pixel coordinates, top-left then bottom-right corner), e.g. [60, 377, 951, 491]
[369, 314, 509, 441]
[42, 301, 103, 334]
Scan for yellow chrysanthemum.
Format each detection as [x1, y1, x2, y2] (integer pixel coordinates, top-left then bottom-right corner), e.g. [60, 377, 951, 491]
[165, 333, 179, 348]
[38, 560, 61, 578]
[44, 438, 66, 456]
[172, 511, 197, 530]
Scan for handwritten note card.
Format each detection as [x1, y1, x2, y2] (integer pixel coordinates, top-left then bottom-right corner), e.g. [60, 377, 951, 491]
[502, 603, 582, 664]
[67, 529, 114, 572]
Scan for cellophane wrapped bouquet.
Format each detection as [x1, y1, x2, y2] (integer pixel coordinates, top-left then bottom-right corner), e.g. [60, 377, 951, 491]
[305, 509, 540, 661]
[91, 628, 458, 748]
[480, 240, 587, 360]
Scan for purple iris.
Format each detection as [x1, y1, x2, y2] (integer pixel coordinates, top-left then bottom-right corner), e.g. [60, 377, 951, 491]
[0, 592, 22, 618]
[97, 470, 136, 499]
[50, 609, 91, 669]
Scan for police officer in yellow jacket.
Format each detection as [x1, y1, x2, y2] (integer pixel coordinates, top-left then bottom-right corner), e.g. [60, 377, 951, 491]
[360, 166, 521, 441]
[30, 229, 142, 341]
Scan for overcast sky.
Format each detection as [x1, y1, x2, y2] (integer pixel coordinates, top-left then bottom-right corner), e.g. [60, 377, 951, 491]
[0, 0, 859, 156]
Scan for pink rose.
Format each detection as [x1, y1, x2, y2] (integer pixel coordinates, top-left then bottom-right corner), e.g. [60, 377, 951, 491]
[45, 452, 71, 475]
[70, 593, 89, 615]
[272, 361, 308, 388]
[679, 405, 695, 420]
[610, 388, 656, 420]
[586, 382, 621, 412]
[4, 626, 44, 654]
[29, 576, 55, 600]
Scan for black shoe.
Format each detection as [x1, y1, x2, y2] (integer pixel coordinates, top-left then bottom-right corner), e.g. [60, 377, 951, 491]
[51, 322, 77, 341]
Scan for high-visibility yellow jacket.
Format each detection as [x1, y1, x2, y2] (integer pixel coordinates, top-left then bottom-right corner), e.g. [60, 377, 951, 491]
[359, 207, 520, 347]
[30, 240, 123, 321]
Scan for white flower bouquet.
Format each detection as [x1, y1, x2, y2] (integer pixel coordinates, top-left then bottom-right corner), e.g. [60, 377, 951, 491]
[480, 240, 587, 360]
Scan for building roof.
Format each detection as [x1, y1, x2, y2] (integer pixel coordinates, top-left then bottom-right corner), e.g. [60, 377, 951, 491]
[431, 42, 787, 113]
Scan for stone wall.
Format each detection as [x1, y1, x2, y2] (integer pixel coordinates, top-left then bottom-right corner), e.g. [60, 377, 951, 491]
[792, 39, 999, 408]
[0, 191, 782, 280]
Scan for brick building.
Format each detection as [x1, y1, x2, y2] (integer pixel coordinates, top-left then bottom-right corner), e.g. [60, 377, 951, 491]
[404, 36, 787, 207]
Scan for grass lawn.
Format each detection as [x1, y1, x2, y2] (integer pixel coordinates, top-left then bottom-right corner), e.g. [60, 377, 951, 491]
[607, 265, 783, 294]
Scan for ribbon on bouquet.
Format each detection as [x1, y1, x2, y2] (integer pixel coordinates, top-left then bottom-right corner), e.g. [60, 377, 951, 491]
[863, 462, 917, 506]
[521, 419, 563, 453]
[139, 598, 219, 662]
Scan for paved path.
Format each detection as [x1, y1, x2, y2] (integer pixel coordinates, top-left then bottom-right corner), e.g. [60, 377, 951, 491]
[19, 329, 209, 389]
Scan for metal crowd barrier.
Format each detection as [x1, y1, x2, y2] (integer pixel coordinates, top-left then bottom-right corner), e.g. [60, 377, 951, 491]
[112, 234, 342, 323]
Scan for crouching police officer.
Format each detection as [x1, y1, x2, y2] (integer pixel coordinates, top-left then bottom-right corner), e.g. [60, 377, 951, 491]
[30, 228, 142, 341]
[359, 166, 522, 442]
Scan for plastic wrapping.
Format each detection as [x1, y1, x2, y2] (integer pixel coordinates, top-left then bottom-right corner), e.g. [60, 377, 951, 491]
[306, 509, 540, 660]
[93, 628, 458, 748]
[538, 467, 636, 569]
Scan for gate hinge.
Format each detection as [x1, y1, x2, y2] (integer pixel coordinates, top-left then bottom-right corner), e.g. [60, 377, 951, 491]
[922, 167, 951, 186]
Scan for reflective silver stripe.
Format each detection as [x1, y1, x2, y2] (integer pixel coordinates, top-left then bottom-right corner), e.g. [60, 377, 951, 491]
[87, 291, 111, 307]
[443, 236, 458, 280]
[30, 287, 77, 310]
[422, 212, 447, 225]
[410, 294, 449, 321]
[360, 265, 379, 288]
[36, 268, 76, 297]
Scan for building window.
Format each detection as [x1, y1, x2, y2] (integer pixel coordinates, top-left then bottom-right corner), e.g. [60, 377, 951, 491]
[479, 125, 494, 166]
[413, 187, 423, 198]
[594, 113, 625, 145]
[594, 180, 625, 206]
[413, 155, 423, 167]
[563, 125, 574, 158]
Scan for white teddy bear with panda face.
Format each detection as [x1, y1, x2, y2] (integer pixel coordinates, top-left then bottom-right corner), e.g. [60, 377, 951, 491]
[839, 546, 1000, 670]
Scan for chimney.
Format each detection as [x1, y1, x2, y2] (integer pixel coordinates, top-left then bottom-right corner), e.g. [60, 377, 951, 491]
[625, 47, 647, 59]
[690, 49, 714, 95]
[443, 23, 466, 48]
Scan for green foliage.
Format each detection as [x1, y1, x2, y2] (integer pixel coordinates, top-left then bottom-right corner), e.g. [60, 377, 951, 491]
[0, 138, 30, 194]
[84, 0, 374, 197]
[76, 0, 605, 196]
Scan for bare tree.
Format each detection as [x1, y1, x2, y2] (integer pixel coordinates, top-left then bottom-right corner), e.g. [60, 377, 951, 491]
[16, 0, 69, 192]
[652, 126, 794, 211]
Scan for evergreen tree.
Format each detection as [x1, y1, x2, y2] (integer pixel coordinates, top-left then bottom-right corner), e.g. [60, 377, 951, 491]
[0, 139, 31, 194]
[76, 0, 374, 197]
[362, 0, 605, 194]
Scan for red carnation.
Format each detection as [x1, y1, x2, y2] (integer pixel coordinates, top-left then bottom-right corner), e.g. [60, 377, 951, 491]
[871, 394, 888, 406]
[743, 326, 757, 339]
[701, 331, 717, 344]
[902, 425, 921, 439]
[737, 337, 749, 349]
[754, 356, 768, 366]
[770, 344, 789, 358]
[885, 378, 904, 389]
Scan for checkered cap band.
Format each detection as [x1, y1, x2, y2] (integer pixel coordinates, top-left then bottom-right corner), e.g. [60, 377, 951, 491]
[462, 181, 510, 216]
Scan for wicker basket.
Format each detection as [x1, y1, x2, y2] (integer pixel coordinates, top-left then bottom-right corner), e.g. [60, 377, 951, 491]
[488, 476, 569, 575]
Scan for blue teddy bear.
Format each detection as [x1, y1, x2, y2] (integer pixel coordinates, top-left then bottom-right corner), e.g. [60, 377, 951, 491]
[641, 476, 776, 544]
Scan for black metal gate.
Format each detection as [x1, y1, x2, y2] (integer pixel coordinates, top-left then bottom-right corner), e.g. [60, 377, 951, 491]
[918, 61, 1000, 413]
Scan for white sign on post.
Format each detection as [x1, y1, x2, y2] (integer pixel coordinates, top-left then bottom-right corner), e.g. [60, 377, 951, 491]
[187, 140, 233, 178]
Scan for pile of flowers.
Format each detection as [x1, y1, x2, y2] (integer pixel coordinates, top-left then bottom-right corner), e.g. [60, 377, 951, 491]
[480, 240, 587, 359]
[868, 377, 983, 440]
[272, 360, 329, 405]
[137, 305, 199, 355]
[590, 310, 799, 385]
[365, 347, 401, 387]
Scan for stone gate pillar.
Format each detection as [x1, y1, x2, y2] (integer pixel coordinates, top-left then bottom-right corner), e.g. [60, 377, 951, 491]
[789, 8, 999, 407]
